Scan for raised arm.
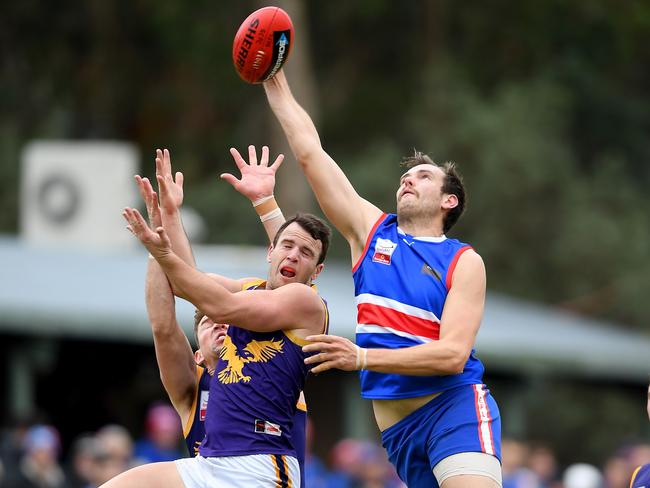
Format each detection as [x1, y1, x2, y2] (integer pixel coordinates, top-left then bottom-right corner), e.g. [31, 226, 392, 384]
[135, 165, 243, 294]
[138, 183, 197, 425]
[221, 145, 286, 243]
[123, 206, 325, 335]
[263, 70, 382, 260]
[304, 250, 486, 375]
[153, 148, 195, 267]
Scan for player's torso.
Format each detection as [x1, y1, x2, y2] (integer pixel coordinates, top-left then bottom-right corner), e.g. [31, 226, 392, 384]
[199, 322, 310, 458]
[354, 214, 484, 400]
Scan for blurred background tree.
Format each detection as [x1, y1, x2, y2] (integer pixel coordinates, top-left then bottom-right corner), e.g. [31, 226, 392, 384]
[1, 0, 649, 332]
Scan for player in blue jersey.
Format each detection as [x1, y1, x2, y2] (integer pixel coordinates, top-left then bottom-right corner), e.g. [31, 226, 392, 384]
[140, 147, 309, 485]
[102, 147, 330, 488]
[263, 70, 502, 487]
[629, 382, 650, 488]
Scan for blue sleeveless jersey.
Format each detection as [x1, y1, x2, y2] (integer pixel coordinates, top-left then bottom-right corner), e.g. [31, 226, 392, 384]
[183, 366, 211, 456]
[199, 279, 328, 458]
[353, 213, 485, 399]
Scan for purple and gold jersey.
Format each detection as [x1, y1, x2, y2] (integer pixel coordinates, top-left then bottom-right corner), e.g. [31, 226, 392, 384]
[183, 366, 309, 486]
[183, 366, 211, 457]
[353, 213, 485, 399]
[631, 464, 650, 488]
[199, 279, 328, 459]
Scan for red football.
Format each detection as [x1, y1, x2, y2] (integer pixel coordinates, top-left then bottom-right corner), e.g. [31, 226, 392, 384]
[232, 6, 294, 84]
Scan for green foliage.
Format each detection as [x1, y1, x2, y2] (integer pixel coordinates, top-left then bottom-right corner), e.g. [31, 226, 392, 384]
[1, 1, 650, 331]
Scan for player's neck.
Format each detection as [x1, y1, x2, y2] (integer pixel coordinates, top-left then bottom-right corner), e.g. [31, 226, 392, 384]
[397, 216, 444, 238]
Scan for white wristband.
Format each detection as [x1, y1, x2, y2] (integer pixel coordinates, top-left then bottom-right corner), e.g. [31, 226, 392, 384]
[355, 345, 368, 371]
[252, 195, 274, 207]
[260, 208, 283, 222]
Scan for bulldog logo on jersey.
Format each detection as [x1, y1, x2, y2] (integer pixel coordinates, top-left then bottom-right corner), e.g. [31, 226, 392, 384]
[372, 238, 397, 265]
[218, 335, 284, 384]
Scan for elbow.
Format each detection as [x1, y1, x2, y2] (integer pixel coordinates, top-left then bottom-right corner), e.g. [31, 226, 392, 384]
[439, 346, 470, 375]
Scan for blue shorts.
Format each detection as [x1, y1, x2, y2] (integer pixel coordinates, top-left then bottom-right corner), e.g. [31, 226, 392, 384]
[381, 383, 501, 488]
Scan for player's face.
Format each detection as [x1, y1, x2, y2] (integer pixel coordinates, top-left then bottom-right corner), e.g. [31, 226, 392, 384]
[197, 316, 228, 359]
[267, 222, 323, 290]
[396, 164, 447, 217]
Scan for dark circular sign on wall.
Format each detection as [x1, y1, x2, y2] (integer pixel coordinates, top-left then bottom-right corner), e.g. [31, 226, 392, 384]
[37, 174, 81, 225]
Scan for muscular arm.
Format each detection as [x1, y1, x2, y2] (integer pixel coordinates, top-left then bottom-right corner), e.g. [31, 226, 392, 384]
[304, 251, 486, 375]
[263, 71, 382, 261]
[365, 250, 486, 375]
[156, 251, 325, 334]
[145, 257, 198, 425]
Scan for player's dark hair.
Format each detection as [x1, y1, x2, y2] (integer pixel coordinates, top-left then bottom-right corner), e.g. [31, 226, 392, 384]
[193, 309, 204, 345]
[400, 150, 466, 233]
[272, 213, 331, 265]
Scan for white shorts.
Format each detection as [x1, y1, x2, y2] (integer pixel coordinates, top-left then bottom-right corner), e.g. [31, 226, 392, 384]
[174, 454, 300, 488]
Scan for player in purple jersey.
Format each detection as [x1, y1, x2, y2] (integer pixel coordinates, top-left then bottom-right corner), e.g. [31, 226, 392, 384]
[140, 148, 309, 485]
[263, 70, 502, 487]
[629, 383, 650, 488]
[102, 147, 330, 487]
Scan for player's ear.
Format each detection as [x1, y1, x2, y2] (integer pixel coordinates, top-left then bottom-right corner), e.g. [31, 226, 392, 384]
[194, 350, 205, 366]
[442, 193, 458, 210]
[310, 263, 324, 282]
[266, 244, 273, 263]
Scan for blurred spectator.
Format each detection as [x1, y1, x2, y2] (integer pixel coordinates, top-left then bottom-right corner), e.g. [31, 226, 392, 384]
[65, 434, 100, 488]
[4, 424, 66, 488]
[328, 438, 364, 487]
[133, 403, 183, 463]
[528, 442, 561, 488]
[602, 453, 631, 488]
[502, 438, 542, 488]
[562, 463, 603, 488]
[303, 417, 329, 488]
[90, 425, 133, 485]
[354, 441, 403, 488]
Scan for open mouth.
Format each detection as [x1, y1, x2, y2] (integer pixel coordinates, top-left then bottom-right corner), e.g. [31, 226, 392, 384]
[280, 266, 296, 278]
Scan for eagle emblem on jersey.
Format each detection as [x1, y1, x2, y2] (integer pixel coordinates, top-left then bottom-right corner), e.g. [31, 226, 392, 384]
[218, 335, 284, 384]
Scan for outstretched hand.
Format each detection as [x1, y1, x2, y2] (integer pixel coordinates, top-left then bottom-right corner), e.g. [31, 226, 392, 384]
[123, 204, 172, 260]
[302, 334, 361, 374]
[221, 145, 284, 202]
[134, 175, 161, 228]
[155, 148, 185, 213]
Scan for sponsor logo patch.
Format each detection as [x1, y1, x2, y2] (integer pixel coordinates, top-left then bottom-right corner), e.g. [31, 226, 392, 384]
[372, 238, 397, 265]
[255, 419, 282, 436]
[199, 391, 209, 421]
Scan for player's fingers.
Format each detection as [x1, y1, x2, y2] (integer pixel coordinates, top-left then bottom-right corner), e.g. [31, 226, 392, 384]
[220, 173, 241, 187]
[163, 148, 172, 174]
[248, 144, 258, 165]
[229, 148, 247, 170]
[156, 174, 168, 195]
[134, 175, 147, 200]
[269, 153, 285, 171]
[302, 342, 331, 354]
[305, 334, 332, 343]
[155, 149, 164, 175]
[175, 171, 184, 189]
[310, 361, 335, 375]
[260, 146, 270, 166]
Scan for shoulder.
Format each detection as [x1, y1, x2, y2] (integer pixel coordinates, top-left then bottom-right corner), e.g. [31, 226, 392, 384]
[240, 278, 266, 291]
[632, 463, 650, 486]
[448, 248, 485, 289]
